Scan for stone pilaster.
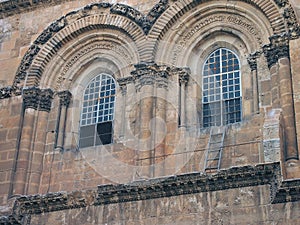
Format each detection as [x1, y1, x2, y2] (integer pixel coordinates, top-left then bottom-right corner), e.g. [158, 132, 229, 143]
[12, 87, 54, 196]
[263, 35, 298, 163]
[131, 63, 170, 178]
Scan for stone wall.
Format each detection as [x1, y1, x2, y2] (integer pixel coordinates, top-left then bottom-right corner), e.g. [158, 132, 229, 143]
[1, 0, 300, 224]
[29, 186, 300, 225]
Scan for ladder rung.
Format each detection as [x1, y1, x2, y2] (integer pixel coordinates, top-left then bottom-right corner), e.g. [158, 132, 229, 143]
[205, 167, 218, 170]
[207, 149, 221, 152]
[207, 158, 220, 161]
[210, 141, 222, 144]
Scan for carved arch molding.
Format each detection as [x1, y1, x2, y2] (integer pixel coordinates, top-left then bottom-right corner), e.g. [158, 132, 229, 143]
[0, 0, 299, 98]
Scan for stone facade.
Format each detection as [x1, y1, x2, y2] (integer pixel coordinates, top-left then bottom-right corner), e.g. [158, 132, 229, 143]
[1, 0, 300, 224]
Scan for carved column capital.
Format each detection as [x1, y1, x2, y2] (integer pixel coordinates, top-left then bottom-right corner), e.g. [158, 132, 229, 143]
[23, 87, 54, 112]
[171, 67, 191, 85]
[131, 63, 170, 91]
[263, 35, 290, 68]
[23, 87, 41, 110]
[247, 53, 259, 71]
[39, 89, 54, 112]
[58, 90, 72, 107]
[117, 77, 134, 95]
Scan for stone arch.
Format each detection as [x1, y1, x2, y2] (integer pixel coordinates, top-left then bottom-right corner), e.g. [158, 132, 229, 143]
[154, 2, 270, 66]
[147, 0, 290, 62]
[40, 30, 139, 91]
[12, 4, 144, 91]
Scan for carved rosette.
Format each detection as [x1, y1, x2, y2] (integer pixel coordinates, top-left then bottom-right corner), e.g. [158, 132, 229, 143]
[23, 87, 54, 112]
[131, 63, 170, 91]
[263, 35, 290, 68]
[58, 90, 72, 107]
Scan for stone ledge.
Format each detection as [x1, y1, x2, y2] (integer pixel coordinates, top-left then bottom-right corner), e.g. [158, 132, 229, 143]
[2, 162, 300, 225]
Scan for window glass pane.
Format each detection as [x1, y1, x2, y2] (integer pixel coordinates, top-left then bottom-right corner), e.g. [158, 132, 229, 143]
[202, 48, 241, 127]
[80, 73, 116, 147]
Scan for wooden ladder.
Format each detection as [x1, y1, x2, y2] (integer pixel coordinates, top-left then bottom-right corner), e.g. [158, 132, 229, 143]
[204, 126, 227, 172]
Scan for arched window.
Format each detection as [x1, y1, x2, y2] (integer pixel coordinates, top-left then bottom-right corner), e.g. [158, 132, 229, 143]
[202, 48, 242, 127]
[79, 73, 116, 148]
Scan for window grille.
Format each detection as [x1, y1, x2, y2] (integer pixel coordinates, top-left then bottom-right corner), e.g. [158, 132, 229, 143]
[202, 48, 242, 127]
[79, 73, 116, 148]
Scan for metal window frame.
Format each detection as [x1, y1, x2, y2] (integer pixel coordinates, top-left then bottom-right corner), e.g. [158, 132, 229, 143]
[79, 73, 116, 147]
[202, 48, 242, 127]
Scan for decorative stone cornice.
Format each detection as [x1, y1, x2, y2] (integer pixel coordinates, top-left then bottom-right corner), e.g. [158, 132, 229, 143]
[1, 162, 300, 224]
[271, 179, 300, 203]
[58, 90, 72, 107]
[22, 87, 54, 112]
[263, 34, 290, 68]
[131, 62, 170, 90]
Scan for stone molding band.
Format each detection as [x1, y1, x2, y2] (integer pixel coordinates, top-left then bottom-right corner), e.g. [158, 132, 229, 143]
[1, 163, 300, 224]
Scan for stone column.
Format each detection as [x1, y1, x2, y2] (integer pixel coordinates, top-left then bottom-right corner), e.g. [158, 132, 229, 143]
[248, 54, 259, 114]
[27, 89, 53, 194]
[152, 66, 170, 177]
[177, 68, 190, 128]
[117, 77, 133, 138]
[132, 64, 155, 178]
[264, 35, 299, 161]
[11, 87, 40, 196]
[264, 45, 280, 108]
[55, 91, 72, 151]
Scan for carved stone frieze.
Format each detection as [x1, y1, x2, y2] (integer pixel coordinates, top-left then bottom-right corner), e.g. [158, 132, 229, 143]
[56, 41, 132, 91]
[283, 4, 300, 39]
[1, 162, 300, 223]
[58, 90, 72, 107]
[131, 63, 170, 90]
[171, 13, 263, 64]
